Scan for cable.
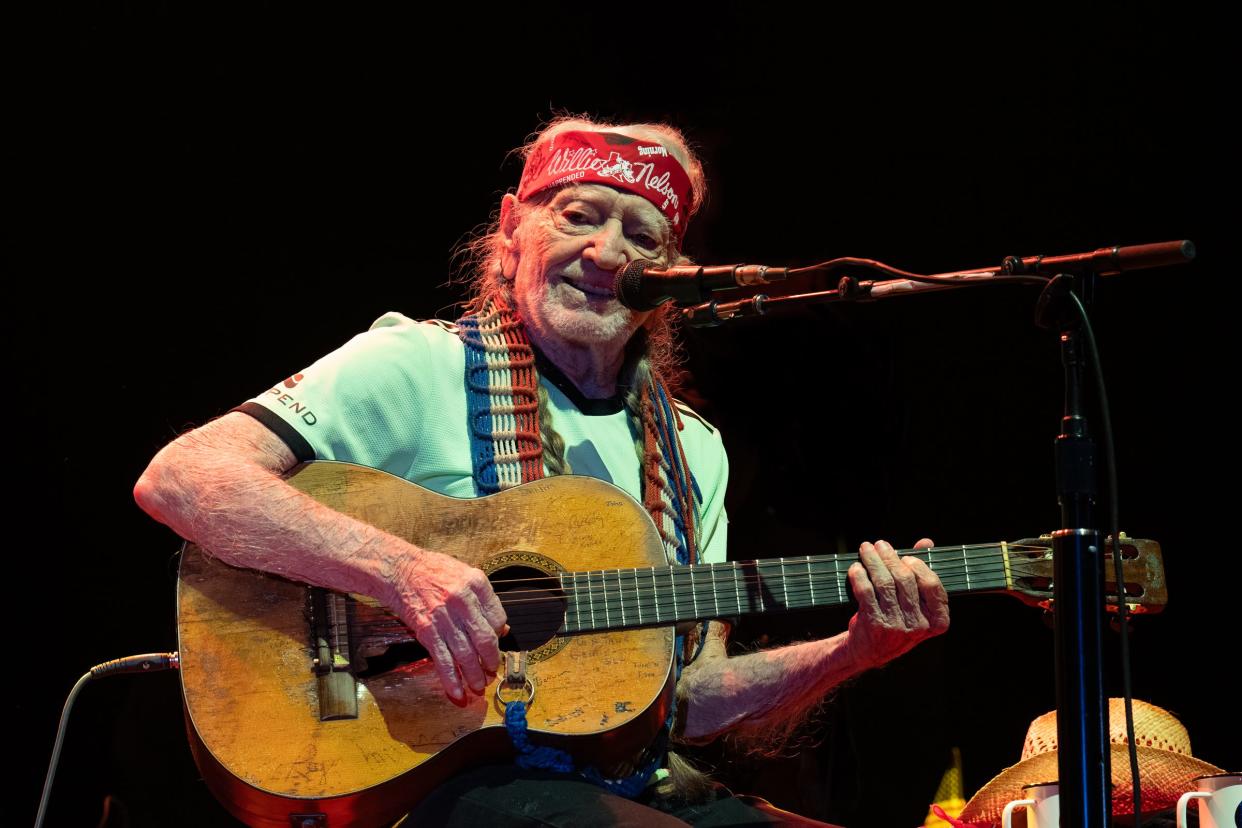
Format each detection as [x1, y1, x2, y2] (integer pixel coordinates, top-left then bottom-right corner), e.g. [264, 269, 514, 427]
[34, 652, 179, 828]
[791, 256, 1051, 287]
[1066, 291, 1142, 824]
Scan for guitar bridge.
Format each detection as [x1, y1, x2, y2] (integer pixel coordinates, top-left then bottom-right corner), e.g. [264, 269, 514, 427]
[503, 650, 528, 687]
[308, 587, 358, 721]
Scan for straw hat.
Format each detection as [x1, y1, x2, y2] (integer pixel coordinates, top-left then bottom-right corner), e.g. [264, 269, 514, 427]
[960, 699, 1224, 824]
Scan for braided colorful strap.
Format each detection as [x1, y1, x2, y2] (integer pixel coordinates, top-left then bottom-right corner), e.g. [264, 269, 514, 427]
[459, 295, 544, 493]
[459, 297, 699, 567]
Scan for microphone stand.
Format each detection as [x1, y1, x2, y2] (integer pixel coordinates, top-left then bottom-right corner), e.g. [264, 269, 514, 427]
[681, 241, 1195, 828]
[1038, 272, 1111, 828]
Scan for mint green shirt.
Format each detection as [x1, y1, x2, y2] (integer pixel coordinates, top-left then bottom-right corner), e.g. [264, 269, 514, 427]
[241, 312, 729, 564]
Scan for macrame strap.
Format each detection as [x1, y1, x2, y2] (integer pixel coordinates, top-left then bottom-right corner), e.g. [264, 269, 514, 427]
[459, 297, 544, 493]
[504, 697, 670, 793]
[504, 701, 575, 773]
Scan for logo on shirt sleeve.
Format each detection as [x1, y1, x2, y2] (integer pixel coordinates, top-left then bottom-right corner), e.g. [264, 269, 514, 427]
[265, 374, 317, 425]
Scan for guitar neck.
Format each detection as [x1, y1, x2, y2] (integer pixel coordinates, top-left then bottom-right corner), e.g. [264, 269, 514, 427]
[554, 543, 1020, 634]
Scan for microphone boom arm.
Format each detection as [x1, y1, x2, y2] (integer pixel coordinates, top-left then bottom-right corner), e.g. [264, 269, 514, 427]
[682, 268, 1034, 327]
[679, 240, 1194, 327]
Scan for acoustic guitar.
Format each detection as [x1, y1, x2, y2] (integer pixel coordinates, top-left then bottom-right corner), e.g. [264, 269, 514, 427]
[177, 461, 1166, 827]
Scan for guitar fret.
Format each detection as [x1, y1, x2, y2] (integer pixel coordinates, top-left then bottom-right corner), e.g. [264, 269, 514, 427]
[690, 567, 698, 617]
[835, 555, 844, 604]
[651, 566, 660, 623]
[962, 545, 971, 591]
[671, 568, 679, 618]
[757, 564, 765, 612]
[806, 555, 816, 605]
[601, 570, 611, 627]
[617, 569, 626, 627]
[711, 564, 720, 615]
[568, 572, 577, 632]
[634, 568, 643, 625]
[780, 559, 789, 609]
[588, 570, 597, 630]
[732, 561, 742, 615]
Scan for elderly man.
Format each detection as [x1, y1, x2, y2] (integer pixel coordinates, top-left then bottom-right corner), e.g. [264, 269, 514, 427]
[135, 117, 949, 825]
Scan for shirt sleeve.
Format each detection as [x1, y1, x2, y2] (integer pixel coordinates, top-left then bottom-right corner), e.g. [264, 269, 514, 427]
[234, 313, 438, 477]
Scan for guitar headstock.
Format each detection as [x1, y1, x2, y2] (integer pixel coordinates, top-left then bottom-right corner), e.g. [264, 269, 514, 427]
[1005, 533, 1166, 614]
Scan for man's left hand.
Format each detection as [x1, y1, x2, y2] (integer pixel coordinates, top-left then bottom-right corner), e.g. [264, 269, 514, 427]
[844, 538, 950, 673]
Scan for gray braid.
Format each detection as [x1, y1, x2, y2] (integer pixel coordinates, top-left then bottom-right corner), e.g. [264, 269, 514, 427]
[537, 383, 572, 476]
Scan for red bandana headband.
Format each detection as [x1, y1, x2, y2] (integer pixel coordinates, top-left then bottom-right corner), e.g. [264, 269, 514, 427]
[516, 130, 694, 242]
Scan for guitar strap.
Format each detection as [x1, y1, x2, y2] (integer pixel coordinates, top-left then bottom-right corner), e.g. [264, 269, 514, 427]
[458, 294, 700, 568]
[458, 295, 701, 794]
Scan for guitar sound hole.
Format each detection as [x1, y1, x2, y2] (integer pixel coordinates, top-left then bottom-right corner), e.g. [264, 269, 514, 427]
[491, 565, 567, 653]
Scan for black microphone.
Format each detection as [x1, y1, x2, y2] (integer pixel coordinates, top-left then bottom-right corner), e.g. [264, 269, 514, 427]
[613, 260, 790, 311]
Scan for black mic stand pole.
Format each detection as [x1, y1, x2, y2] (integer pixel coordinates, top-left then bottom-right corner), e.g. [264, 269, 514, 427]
[1035, 271, 1111, 828]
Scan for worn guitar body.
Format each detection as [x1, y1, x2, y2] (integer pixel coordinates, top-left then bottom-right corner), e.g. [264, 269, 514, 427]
[179, 462, 1168, 827]
[178, 462, 676, 828]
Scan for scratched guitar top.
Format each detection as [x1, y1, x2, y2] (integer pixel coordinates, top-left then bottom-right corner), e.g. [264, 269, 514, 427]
[178, 462, 677, 828]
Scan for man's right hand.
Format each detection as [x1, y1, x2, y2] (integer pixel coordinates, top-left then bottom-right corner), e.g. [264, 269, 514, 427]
[387, 548, 509, 702]
[135, 411, 510, 703]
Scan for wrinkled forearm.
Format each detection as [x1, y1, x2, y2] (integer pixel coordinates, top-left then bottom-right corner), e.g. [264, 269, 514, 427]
[134, 421, 418, 606]
[678, 630, 864, 744]
[136, 414, 510, 701]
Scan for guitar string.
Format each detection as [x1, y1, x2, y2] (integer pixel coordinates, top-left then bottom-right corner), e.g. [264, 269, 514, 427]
[479, 558, 1066, 603]
[497, 573, 1081, 608]
[475, 544, 1055, 588]
[337, 552, 1064, 628]
[479, 547, 1129, 592]
[515, 566, 1126, 622]
[342, 566, 1142, 636]
[345, 562, 1039, 622]
[479, 550, 1139, 601]
[344, 577, 1131, 641]
[348, 592, 1135, 641]
[345, 560, 1103, 618]
[471, 551, 1068, 603]
[475, 562, 1037, 591]
[334, 547, 1140, 631]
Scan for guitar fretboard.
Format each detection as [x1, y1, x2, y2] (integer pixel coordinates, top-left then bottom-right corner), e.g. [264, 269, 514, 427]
[553, 545, 1017, 634]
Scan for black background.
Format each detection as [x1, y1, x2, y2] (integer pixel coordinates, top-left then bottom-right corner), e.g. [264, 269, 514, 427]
[10, 3, 1236, 826]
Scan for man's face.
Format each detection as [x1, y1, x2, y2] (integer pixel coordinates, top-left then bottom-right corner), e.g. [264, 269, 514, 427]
[505, 183, 670, 350]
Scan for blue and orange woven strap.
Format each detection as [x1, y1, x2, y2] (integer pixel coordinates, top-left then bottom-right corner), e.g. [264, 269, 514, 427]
[460, 298, 544, 493]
